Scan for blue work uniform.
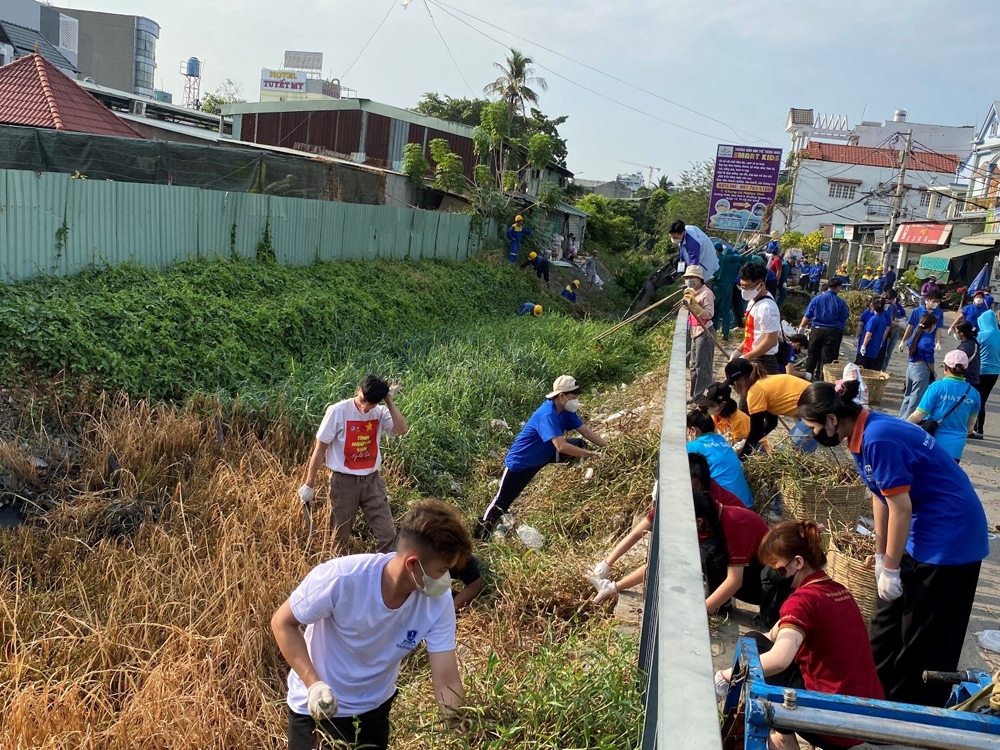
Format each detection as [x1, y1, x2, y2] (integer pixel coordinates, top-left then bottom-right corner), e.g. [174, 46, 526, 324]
[804, 290, 850, 329]
[961, 301, 990, 332]
[687, 433, 753, 507]
[561, 285, 578, 303]
[518, 302, 538, 316]
[907, 305, 945, 331]
[872, 276, 887, 295]
[506, 224, 532, 263]
[809, 263, 826, 284]
[857, 309, 888, 358]
[916, 377, 981, 460]
[884, 268, 897, 288]
[849, 410, 988, 565]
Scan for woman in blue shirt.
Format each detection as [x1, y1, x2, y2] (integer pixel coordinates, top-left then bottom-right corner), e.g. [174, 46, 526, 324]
[974, 309, 1000, 436]
[898, 313, 938, 419]
[686, 410, 753, 507]
[855, 297, 888, 370]
[906, 350, 980, 463]
[798, 380, 988, 706]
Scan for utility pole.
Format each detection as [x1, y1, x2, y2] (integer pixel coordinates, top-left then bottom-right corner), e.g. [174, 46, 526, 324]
[884, 129, 912, 268]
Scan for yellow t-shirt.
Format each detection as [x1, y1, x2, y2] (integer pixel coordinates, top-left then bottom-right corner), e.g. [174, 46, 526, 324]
[713, 410, 750, 441]
[747, 375, 809, 417]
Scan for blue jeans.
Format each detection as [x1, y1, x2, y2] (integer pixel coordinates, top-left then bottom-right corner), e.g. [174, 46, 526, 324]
[898, 362, 932, 419]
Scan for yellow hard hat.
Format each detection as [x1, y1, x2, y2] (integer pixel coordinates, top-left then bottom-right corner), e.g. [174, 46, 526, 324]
[573, 279, 581, 288]
[529, 251, 537, 260]
[515, 215, 524, 223]
[533, 304, 543, 317]
[877, 266, 884, 271]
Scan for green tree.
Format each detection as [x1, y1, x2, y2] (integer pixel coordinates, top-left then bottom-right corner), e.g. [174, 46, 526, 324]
[483, 48, 548, 119]
[402, 143, 430, 188]
[412, 93, 486, 127]
[657, 160, 715, 243]
[200, 78, 246, 115]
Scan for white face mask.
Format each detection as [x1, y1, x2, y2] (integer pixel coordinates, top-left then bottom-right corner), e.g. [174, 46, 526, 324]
[563, 398, 581, 413]
[741, 286, 761, 301]
[975, 298, 985, 307]
[927, 301, 940, 310]
[412, 560, 452, 598]
[685, 279, 699, 289]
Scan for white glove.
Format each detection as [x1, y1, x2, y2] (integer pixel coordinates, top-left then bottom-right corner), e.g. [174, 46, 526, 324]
[729, 349, 742, 362]
[804, 372, 814, 382]
[298, 484, 315, 505]
[388, 380, 402, 396]
[307, 681, 338, 720]
[877, 566, 903, 602]
[860, 346, 867, 357]
[897, 341, 906, 353]
[714, 670, 731, 701]
[586, 574, 618, 603]
[592, 561, 612, 580]
[935, 342, 942, 352]
[874, 553, 885, 586]
[797, 327, 807, 335]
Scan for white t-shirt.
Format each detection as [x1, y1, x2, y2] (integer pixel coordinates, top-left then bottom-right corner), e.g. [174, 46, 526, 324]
[287, 553, 457, 717]
[316, 398, 396, 475]
[743, 294, 781, 356]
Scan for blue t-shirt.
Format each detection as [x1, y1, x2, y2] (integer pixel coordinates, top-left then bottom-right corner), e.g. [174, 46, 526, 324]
[561, 287, 578, 303]
[962, 301, 990, 331]
[858, 310, 888, 356]
[906, 330, 936, 364]
[907, 305, 945, 330]
[504, 400, 584, 471]
[851, 411, 988, 565]
[687, 434, 753, 507]
[804, 290, 850, 329]
[809, 263, 825, 282]
[916, 377, 980, 459]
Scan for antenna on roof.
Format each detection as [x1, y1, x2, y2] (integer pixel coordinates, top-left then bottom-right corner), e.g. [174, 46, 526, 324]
[34, 41, 39, 54]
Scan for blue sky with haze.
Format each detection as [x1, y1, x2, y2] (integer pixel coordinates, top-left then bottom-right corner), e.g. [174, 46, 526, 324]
[69, 0, 998, 183]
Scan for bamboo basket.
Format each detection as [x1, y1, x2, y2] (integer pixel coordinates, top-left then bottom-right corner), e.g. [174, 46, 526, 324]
[779, 478, 870, 530]
[821, 363, 891, 406]
[827, 544, 878, 624]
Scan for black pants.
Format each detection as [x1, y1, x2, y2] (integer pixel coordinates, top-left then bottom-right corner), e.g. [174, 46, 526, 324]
[975, 373, 998, 433]
[869, 554, 981, 707]
[535, 266, 550, 283]
[288, 693, 397, 750]
[854, 353, 880, 370]
[750, 354, 780, 375]
[475, 438, 585, 538]
[805, 327, 842, 380]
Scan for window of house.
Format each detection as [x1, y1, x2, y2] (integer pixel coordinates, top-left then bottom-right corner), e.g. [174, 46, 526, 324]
[828, 182, 856, 200]
[530, 169, 541, 180]
[919, 192, 933, 208]
[134, 60, 155, 91]
[991, 119, 998, 137]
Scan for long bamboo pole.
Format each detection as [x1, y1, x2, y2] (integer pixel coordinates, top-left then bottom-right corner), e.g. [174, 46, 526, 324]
[596, 288, 685, 341]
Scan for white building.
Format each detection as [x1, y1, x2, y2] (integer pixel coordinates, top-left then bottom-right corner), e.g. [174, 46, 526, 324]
[957, 100, 1000, 235]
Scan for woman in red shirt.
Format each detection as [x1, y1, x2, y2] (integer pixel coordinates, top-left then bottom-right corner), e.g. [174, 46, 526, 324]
[715, 521, 883, 750]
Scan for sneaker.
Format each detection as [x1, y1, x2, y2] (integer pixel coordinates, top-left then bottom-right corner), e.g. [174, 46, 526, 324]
[969, 432, 985, 440]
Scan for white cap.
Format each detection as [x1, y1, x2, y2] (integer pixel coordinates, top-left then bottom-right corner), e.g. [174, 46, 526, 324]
[546, 375, 580, 399]
[682, 265, 705, 281]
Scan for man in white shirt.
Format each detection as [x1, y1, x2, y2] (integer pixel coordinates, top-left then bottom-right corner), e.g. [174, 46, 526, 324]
[298, 375, 408, 553]
[668, 219, 720, 281]
[736, 262, 781, 374]
[272, 499, 471, 750]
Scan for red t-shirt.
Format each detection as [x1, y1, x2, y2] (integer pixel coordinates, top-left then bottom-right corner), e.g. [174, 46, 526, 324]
[719, 504, 768, 566]
[711, 480, 744, 508]
[779, 571, 884, 747]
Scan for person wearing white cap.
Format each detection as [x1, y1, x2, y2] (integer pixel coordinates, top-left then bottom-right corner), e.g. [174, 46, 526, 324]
[906, 349, 981, 464]
[474, 375, 607, 540]
[683, 265, 716, 397]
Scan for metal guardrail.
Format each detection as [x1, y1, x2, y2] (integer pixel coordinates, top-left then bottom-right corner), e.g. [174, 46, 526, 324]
[639, 309, 722, 750]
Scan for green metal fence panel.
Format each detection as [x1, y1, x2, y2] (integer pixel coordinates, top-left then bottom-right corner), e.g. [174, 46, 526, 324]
[0, 169, 488, 282]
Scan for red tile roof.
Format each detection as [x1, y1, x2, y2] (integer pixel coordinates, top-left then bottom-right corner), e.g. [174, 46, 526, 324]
[0, 54, 143, 139]
[800, 141, 958, 174]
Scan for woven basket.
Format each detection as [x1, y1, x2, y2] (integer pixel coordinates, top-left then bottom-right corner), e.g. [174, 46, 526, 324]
[822, 362, 843, 383]
[779, 478, 870, 530]
[860, 369, 891, 405]
[827, 545, 877, 624]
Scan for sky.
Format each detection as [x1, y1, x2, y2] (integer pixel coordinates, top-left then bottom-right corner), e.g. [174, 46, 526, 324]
[60, 0, 1000, 184]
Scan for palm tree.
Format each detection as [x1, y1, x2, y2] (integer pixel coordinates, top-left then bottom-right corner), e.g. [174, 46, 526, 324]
[656, 174, 676, 193]
[483, 48, 548, 119]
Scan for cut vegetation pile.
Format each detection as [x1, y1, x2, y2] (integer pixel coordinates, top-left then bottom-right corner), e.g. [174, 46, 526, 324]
[0, 256, 667, 748]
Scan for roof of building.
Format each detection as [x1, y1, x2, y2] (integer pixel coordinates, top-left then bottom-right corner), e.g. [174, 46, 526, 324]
[788, 108, 814, 126]
[0, 20, 77, 74]
[799, 141, 959, 174]
[0, 54, 143, 138]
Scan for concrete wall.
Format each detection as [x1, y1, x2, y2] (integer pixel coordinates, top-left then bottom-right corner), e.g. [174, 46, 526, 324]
[0, 0, 41, 30]
[789, 159, 954, 234]
[54, 7, 133, 92]
[853, 121, 975, 160]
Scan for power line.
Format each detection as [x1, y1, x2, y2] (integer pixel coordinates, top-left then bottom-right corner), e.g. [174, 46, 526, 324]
[422, 0, 476, 98]
[427, 1, 736, 144]
[341, 0, 397, 80]
[429, 0, 775, 147]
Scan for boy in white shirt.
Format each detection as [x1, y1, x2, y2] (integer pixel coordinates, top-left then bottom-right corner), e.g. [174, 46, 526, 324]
[271, 498, 472, 749]
[298, 374, 408, 552]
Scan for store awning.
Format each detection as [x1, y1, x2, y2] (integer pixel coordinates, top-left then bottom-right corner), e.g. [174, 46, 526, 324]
[894, 222, 951, 245]
[916, 243, 988, 283]
[959, 232, 1000, 247]
[557, 201, 590, 218]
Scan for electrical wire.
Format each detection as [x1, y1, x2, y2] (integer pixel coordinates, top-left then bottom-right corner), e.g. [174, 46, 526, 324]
[341, 0, 397, 80]
[422, 0, 476, 98]
[426, 1, 738, 144]
[428, 0, 776, 147]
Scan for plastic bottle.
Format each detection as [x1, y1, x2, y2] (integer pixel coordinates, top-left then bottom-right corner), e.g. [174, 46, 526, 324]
[977, 630, 1000, 653]
[516, 524, 544, 550]
[493, 513, 516, 541]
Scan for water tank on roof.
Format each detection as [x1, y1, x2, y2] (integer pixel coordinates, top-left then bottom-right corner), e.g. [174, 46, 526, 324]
[893, 109, 907, 123]
[185, 57, 201, 78]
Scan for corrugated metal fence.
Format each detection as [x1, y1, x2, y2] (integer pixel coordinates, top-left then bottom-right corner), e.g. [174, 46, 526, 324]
[0, 169, 495, 281]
